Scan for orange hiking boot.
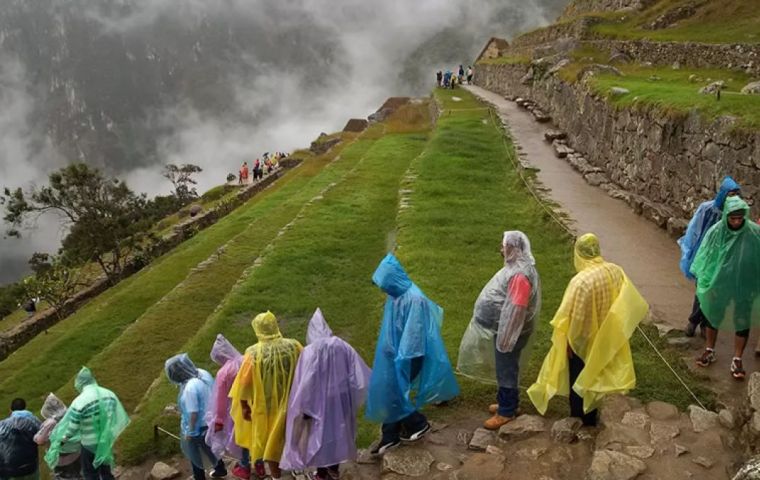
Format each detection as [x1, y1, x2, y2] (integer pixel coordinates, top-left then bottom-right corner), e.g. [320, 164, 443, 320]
[484, 414, 514, 430]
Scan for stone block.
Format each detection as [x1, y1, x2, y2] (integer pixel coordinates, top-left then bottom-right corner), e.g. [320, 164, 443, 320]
[382, 447, 434, 477]
[499, 414, 547, 439]
[587, 450, 647, 480]
[688, 405, 720, 433]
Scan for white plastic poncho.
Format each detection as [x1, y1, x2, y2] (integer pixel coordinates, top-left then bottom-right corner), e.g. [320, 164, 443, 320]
[457, 231, 541, 386]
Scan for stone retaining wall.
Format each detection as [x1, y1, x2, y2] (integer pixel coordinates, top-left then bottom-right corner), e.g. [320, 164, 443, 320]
[0, 160, 301, 361]
[559, 0, 656, 20]
[475, 63, 760, 233]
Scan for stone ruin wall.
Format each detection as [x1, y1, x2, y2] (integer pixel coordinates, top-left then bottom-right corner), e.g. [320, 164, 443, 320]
[474, 63, 760, 233]
[560, 0, 657, 20]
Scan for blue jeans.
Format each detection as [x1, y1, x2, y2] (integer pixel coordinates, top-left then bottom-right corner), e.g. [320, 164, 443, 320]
[497, 387, 519, 417]
[183, 429, 226, 480]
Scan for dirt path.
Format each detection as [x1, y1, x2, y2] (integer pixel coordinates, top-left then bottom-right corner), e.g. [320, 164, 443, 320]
[464, 84, 759, 408]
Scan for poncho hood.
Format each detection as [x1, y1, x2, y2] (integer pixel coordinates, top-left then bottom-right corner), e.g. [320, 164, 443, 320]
[714, 176, 741, 211]
[372, 253, 413, 298]
[41, 393, 67, 421]
[573, 233, 604, 272]
[75, 367, 97, 392]
[306, 308, 333, 345]
[165, 353, 200, 385]
[252, 311, 282, 342]
[210, 334, 242, 366]
[723, 196, 750, 228]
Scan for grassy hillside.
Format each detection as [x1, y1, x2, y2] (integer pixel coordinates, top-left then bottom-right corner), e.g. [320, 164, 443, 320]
[0, 90, 712, 468]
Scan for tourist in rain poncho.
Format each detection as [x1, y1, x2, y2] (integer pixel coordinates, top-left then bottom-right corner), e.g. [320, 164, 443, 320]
[678, 176, 741, 337]
[528, 234, 648, 426]
[281, 309, 371, 479]
[165, 353, 227, 480]
[45, 367, 129, 480]
[0, 398, 41, 480]
[34, 394, 81, 480]
[457, 231, 541, 430]
[691, 196, 760, 380]
[230, 312, 302, 480]
[203, 335, 246, 477]
[366, 253, 459, 455]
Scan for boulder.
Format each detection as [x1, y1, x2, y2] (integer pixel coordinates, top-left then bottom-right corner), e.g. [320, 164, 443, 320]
[650, 422, 680, 449]
[587, 450, 647, 480]
[453, 453, 506, 480]
[621, 412, 650, 430]
[596, 423, 651, 450]
[382, 447, 434, 477]
[150, 462, 180, 480]
[188, 204, 203, 217]
[544, 130, 567, 142]
[719, 409, 736, 429]
[741, 81, 760, 95]
[600, 394, 633, 425]
[699, 81, 726, 95]
[532, 110, 552, 123]
[551, 417, 582, 443]
[733, 456, 760, 480]
[499, 414, 547, 439]
[578, 64, 623, 82]
[468, 427, 497, 451]
[610, 87, 631, 97]
[748, 372, 760, 411]
[688, 405, 719, 432]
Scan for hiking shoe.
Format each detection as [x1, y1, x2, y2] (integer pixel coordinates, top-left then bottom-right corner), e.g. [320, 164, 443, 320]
[253, 461, 267, 479]
[685, 322, 697, 337]
[696, 348, 716, 368]
[483, 414, 515, 430]
[731, 357, 746, 380]
[370, 439, 401, 455]
[232, 464, 250, 480]
[400, 422, 431, 442]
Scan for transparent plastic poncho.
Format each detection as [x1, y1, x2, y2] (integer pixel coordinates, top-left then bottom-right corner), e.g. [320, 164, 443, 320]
[365, 254, 460, 424]
[205, 334, 243, 460]
[457, 231, 542, 385]
[281, 309, 371, 471]
[678, 176, 740, 280]
[45, 367, 130, 470]
[229, 312, 302, 463]
[690, 197, 760, 331]
[528, 234, 649, 414]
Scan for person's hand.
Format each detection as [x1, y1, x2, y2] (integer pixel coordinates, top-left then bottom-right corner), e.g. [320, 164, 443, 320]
[566, 344, 573, 359]
[214, 422, 224, 432]
[242, 404, 252, 421]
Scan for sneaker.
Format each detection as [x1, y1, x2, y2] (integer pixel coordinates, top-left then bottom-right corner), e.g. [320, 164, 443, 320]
[731, 357, 746, 380]
[400, 422, 431, 442]
[253, 461, 267, 479]
[209, 470, 228, 478]
[232, 464, 250, 480]
[370, 439, 401, 455]
[696, 348, 716, 368]
[685, 322, 697, 337]
[483, 414, 515, 431]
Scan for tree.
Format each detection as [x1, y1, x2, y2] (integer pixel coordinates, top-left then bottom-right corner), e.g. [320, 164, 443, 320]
[24, 253, 86, 320]
[0, 282, 24, 318]
[162, 164, 203, 203]
[2, 163, 155, 281]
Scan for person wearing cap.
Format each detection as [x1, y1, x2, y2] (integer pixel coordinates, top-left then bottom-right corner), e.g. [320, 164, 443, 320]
[528, 234, 648, 426]
[165, 353, 227, 480]
[457, 231, 542, 430]
[229, 312, 302, 480]
[678, 176, 741, 337]
[691, 196, 760, 380]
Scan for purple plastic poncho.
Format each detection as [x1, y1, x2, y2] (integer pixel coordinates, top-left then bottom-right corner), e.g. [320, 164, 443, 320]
[280, 309, 371, 471]
[204, 334, 243, 459]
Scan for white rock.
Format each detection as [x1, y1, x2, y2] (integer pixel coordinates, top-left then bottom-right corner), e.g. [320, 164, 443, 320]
[150, 462, 180, 480]
[610, 87, 630, 97]
[499, 414, 547, 439]
[688, 405, 719, 432]
[621, 412, 650, 430]
[587, 450, 647, 480]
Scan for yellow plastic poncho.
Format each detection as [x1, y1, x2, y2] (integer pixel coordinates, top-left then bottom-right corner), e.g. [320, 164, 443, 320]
[527, 233, 649, 414]
[229, 312, 302, 462]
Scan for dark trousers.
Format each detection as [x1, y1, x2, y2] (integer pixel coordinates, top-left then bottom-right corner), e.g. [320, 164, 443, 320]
[569, 352, 597, 426]
[688, 295, 707, 328]
[80, 448, 114, 480]
[497, 387, 519, 417]
[381, 411, 428, 444]
[316, 465, 339, 479]
[185, 432, 226, 480]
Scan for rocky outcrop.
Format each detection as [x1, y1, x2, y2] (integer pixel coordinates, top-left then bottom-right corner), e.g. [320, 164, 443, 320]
[560, 0, 657, 20]
[474, 61, 760, 233]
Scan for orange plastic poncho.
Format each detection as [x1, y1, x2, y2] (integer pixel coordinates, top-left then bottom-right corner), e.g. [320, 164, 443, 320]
[527, 233, 649, 414]
[229, 312, 302, 462]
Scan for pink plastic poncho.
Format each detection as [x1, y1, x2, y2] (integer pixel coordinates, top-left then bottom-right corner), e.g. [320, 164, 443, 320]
[280, 309, 371, 471]
[204, 334, 244, 459]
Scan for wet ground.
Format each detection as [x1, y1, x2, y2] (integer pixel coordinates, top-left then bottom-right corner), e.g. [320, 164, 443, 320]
[464, 84, 760, 408]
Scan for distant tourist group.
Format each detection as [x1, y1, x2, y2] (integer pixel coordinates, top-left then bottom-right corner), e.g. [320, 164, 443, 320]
[2, 230, 663, 480]
[436, 65, 474, 89]
[238, 152, 286, 185]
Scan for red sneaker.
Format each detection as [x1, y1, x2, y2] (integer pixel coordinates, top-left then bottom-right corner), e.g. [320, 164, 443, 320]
[232, 464, 250, 480]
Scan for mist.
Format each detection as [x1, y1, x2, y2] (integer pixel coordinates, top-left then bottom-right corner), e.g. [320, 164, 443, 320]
[0, 0, 565, 283]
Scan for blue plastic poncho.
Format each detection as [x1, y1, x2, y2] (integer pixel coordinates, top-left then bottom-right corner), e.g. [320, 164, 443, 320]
[365, 254, 460, 424]
[0, 409, 41, 478]
[678, 176, 740, 279]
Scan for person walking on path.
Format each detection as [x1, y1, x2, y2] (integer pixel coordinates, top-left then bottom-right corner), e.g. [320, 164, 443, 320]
[0, 398, 41, 480]
[45, 368, 129, 480]
[204, 335, 247, 478]
[466, 66, 473, 84]
[281, 308, 371, 479]
[691, 196, 760, 380]
[230, 312, 302, 480]
[457, 231, 541, 430]
[33, 394, 81, 480]
[528, 234, 648, 426]
[366, 253, 459, 455]
[165, 354, 227, 480]
[678, 176, 741, 337]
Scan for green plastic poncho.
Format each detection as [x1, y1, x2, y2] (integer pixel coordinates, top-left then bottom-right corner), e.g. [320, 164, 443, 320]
[690, 197, 760, 331]
[45, 367, 130, 470]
